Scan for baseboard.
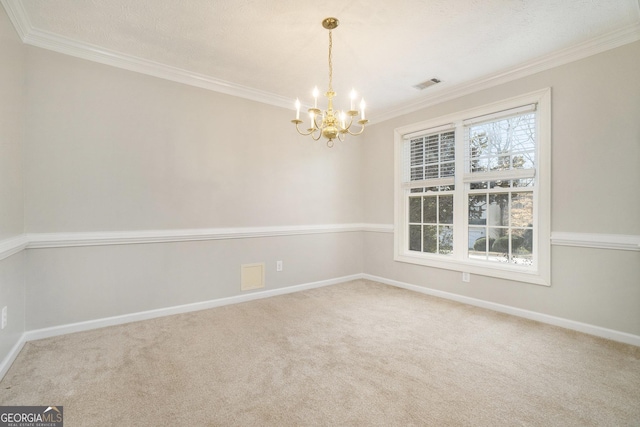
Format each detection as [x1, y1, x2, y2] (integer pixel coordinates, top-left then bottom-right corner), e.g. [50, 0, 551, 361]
[2, 275, 358, 380]
[363, 274, 640, 347]
[23, 274, 361, 342]
[3, 272, 638, 381]
[0, 334, 27, 381]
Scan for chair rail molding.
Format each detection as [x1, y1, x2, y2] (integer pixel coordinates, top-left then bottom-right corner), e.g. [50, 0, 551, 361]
[3, 229, 638, 253]
[0, 235, 29, 261]
[550, 232, 640, 252]
[25, 224, 392, 249]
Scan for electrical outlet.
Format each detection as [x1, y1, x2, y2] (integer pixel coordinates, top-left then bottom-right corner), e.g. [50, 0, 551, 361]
[1, 306, 7, 329]
[276, 260, 283, 272]
[462, 272, 471, 283]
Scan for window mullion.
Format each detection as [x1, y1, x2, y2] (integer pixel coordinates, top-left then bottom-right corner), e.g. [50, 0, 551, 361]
[453, 123, 466, 262]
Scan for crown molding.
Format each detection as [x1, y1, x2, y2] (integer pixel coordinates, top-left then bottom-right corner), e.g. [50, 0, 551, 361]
[0, 0, 293, 110]
[373, 22, 640, 123]
[0, 0, 30, 39]
[24, 27, 294, 109]
[2, 0, 640, 120]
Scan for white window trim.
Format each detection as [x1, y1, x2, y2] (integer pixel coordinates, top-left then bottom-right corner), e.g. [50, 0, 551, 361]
[394, 88, 551, 286]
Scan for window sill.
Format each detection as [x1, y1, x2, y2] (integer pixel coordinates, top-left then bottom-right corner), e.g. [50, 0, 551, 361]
[394, 252, 550, 286]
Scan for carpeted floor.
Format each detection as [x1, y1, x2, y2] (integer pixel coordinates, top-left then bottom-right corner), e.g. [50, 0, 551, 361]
[1, 280, 639, 426]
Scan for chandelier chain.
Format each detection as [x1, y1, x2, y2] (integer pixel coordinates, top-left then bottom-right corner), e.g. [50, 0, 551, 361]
[328, 30, 333, 92]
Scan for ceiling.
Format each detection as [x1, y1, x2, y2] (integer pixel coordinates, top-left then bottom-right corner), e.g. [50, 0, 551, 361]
[3, 0, 640, 122]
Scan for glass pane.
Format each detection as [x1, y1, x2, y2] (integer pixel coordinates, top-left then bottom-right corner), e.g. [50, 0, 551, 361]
[410, 188, 424, 193]
[469, 227, 487, 259]
[471, 156, 489, 173]
[409, 225, 421, 251]
[488, 194, 509, 227]
[439, 226, 453, 254]
[410, 166, 423, 181]
[470, 181, 487, 190]
[425, 135, 439, 163]
[425, 164, 439, 179]
[511, 192, 533, 227]
[489, 180, 510, 189]
[441, 131, 455, 161]
[439, 195, 453, 224]
[468, 194, 487, 225]
[512, 178, 534, 188]
[511, 229, 533, 265]
[409, 197, 422, 223]
[512, 228, 533, 253]
[441, 162, 455, 177]
[496, 154, 511, 170]
[517, 151, 535, 169]
[468, 113, 536, 173]
[410, 139, 423, 166]
[488, 228, 509, 254]
[423, 197, 437, 224]
[423, 225, 437, 253]
[427, 185, 455, 192]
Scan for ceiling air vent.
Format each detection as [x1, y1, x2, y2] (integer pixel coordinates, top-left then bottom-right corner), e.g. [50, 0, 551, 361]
[413, 78, 441, 90]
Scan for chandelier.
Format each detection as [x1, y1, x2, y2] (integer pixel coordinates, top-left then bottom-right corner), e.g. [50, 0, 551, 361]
[292, 17, 367, 147]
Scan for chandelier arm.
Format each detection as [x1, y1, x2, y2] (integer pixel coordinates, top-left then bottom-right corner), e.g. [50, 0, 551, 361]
[342, 114, 354, 132]
[344, 122, 368, 136]
[311, 130, 322, 141]
[293, 121, 316, 137]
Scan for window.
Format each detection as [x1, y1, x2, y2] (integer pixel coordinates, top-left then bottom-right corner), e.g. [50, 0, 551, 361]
[394, 89, 550, 286]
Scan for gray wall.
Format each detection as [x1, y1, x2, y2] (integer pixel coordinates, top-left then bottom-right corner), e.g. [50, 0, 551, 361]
[362, 41, 640, 335]
[21, 45, 365, 329]
[0, 8, 26, 360]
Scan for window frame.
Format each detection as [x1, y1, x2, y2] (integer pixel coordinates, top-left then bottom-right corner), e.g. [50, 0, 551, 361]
[394, 88, 551, 286]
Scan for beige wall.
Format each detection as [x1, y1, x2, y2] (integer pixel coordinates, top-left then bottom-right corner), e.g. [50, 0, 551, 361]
[24, 48, 363, 232]
[0, 7, 26, 361]
[0, 7, 24, 239]
[362, 41, 640, 335]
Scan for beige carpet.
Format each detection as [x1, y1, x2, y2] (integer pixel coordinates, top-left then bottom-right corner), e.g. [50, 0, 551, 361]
[1, 280, 639, 426]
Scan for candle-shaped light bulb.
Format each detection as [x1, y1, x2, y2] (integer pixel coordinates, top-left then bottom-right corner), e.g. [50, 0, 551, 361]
[350, 89, 357, 111]
[295, 98, 301, 120]
[360, 99, 366, 120]
[309, 111, 315, 129]
[313, 86, 319, 108]
[340, 111, 346, 129]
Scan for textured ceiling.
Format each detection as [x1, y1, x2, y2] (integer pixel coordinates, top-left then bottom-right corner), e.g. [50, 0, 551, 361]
[6, 0, 640, 120]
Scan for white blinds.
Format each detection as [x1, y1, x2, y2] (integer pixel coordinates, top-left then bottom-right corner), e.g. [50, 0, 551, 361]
[402, 125, 456, 189]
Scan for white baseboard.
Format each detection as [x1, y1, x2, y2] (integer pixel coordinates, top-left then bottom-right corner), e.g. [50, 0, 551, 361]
[23, 274, 361, 342]
[363, 274, 640, 347]
[0, 335, 27, 381]
[3, 272, 638, 381]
